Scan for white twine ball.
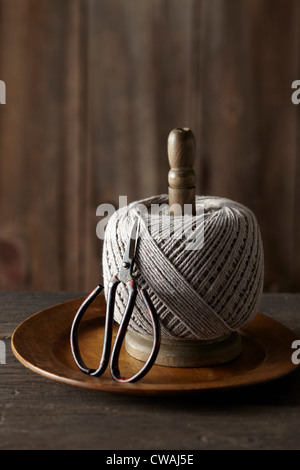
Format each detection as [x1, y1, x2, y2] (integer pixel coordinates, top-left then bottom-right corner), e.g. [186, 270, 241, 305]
[102, 194, 264, 340]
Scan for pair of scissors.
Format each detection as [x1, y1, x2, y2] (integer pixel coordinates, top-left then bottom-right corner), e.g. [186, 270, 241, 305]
[70, 219, 161, 383]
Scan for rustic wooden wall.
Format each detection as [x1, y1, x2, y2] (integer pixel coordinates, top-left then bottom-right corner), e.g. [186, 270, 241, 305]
[0, 0, 299, 293]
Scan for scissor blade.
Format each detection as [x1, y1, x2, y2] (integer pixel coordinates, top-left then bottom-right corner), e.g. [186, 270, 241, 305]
[124, 218, 140, 263]
[117, 219, 140, 283]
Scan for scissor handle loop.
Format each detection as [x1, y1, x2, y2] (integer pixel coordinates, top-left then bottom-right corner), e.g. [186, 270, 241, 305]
[110, 281, 161, 383]
[70, 277, 119, 377]
[70, 278, 161, 383]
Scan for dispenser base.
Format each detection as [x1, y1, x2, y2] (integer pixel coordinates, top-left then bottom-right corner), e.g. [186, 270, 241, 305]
[125, 330, 242, 367]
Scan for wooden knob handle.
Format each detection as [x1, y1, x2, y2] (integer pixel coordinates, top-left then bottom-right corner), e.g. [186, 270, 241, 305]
[168, 127, 196, 215]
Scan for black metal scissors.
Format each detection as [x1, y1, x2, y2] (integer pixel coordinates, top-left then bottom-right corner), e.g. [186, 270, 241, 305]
[70, 219, 161, 383]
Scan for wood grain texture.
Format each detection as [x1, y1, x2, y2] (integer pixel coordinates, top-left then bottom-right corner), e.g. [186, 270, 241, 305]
[0, 0, 299, 292]
[247, 0, 300, 292]
[1, 291, 300, 449]
[0, 0, 89, 290]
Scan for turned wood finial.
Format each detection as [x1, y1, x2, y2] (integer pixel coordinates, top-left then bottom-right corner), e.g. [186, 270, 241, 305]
[168, 127, 196, 216]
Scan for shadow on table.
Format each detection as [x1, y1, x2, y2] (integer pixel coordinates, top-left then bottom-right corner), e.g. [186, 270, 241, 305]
[68, 365, 300, 413]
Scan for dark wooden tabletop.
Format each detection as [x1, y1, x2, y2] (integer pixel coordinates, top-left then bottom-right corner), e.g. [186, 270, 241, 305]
[1, 291, 300, 450]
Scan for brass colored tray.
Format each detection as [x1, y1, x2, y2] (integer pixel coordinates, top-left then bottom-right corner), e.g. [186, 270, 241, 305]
[11, 296, 300, 396]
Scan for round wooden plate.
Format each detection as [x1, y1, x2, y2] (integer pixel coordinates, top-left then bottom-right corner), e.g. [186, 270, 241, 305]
[11, 296, 300, 396]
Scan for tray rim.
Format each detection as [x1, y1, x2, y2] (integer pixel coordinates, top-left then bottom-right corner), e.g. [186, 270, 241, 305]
[11, 296, 300, 396]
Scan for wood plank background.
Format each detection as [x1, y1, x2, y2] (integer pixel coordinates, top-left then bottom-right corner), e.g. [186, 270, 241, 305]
[0, 0, 299, 293]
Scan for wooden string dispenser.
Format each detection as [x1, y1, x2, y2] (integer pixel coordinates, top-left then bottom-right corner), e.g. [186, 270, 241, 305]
[125, 128, 242, 367]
